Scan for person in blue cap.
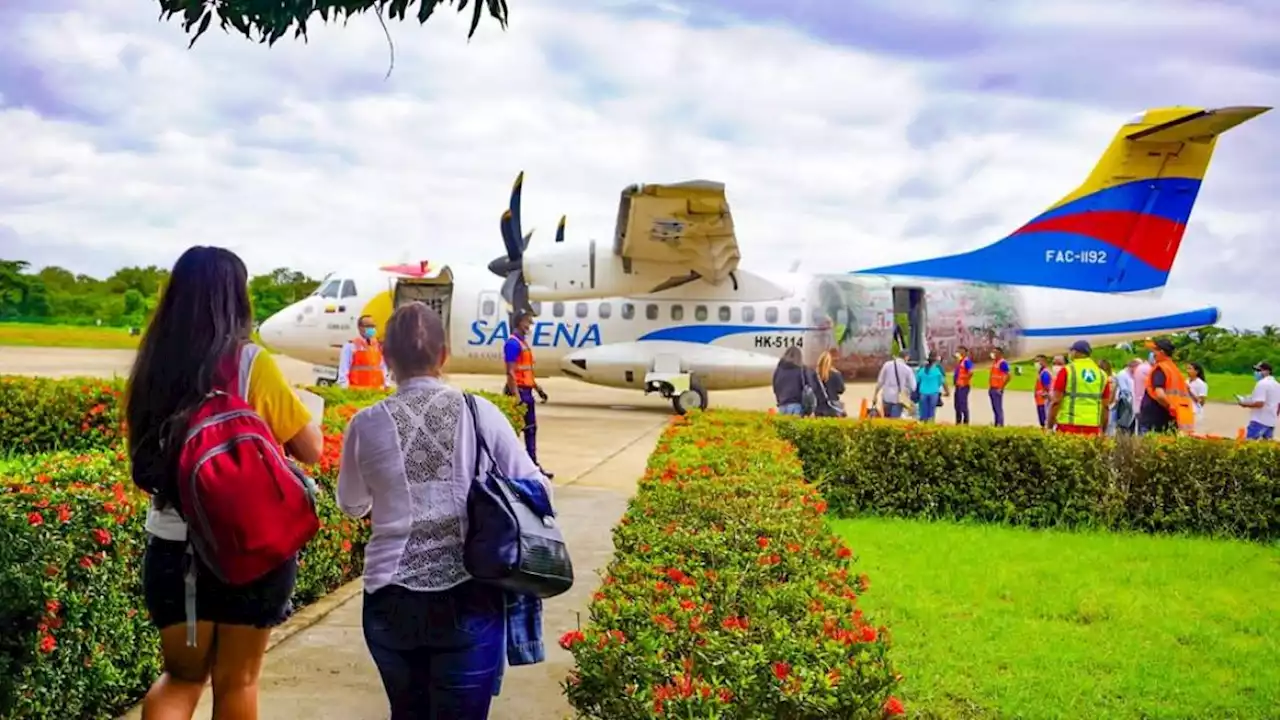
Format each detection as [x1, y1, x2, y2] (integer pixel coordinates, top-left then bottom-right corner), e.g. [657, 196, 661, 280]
[1048, 339, 1111, 435]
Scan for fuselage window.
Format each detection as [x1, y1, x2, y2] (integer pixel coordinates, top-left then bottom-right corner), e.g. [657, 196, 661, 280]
[742, 306, 756, 322]
[718, 305, 731, 322]
[671, 304, 684, 321]
[575, 302, 589, 319]
[598, 302, 612, 319]
[341, 280, 358, 298]
[481, 299, 496, 317]
[622, 303, 635, 320]
[531, 301, 542, 316]
[695, 305, 708, 321]
[553, 302, 565, 318]
[789, 307, 803, 325]
[765, 307, 778, 324]
[646, 304, 659, 320]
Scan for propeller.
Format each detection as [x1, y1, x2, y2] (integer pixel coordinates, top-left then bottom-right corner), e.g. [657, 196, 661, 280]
[487, 171, 537, 318]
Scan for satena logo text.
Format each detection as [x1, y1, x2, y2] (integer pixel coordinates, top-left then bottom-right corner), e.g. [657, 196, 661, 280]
[468, 320, 603, 348]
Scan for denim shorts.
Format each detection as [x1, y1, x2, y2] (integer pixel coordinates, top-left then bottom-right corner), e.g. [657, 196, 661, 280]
[142, 537, 297, 630]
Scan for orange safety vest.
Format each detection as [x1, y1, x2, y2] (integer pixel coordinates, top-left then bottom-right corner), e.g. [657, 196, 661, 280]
[955, 358, 972, 387]
[990, 358, 1009, 390]
[1034, 366, 1051, 406]
[512, 335, 536, 388]
[1145, 358, 1194, 430]
[349, 337, 386, 389]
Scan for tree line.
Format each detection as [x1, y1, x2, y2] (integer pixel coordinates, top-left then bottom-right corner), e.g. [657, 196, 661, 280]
[0, 259, 319, 328]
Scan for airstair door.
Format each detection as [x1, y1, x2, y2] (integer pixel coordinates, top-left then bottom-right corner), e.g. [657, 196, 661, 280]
[891, 286, 928, 365]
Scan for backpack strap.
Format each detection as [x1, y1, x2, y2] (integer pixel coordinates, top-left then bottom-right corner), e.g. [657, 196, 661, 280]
[236, 343, 261, 401]
[465, 393, 500, 478]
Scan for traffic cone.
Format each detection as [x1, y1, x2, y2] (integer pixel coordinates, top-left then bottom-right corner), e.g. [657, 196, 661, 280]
[767, 407, 777, 415]
[859, 398, 869, 419]
[1237, 427, 1246, 441]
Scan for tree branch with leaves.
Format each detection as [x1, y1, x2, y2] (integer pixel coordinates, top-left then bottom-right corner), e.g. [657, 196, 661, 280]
[155, 0, 509, 47]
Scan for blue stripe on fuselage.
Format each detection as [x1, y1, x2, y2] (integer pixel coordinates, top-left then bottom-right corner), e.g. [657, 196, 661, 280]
[637, 324, 811, 344]
[1020, 308, 1219, 338]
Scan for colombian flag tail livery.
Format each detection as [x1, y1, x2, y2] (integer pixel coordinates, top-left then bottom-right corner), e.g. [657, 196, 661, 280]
[860, 106, 1271, 293]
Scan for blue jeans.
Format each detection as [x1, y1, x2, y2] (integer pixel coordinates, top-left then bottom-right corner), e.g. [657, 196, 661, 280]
[883, 402, 904, 419]
[1036, 403, 1047, 428]
[517, 387, 538, 463]
[989, 388, 1005, 426]
[953, 386, 970, 424]
[1246, 421, 1275, 440]
[918, 393, 940, 422]
[362, 582, 505, 719]
[778, 403, 804, 416]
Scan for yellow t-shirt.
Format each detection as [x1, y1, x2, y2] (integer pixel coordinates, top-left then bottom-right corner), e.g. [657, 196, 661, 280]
[246, 348, 312, 444]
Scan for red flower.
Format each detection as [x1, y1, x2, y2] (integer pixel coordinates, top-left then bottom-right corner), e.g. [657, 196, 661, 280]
[27, 512, 44, 526]
[884, 696, 905, 716]
[757, 536, 770, 548]
[836, 545, 853, 559]
[557, 630, 585, 649]
[92, 528, 112, 546]
[771, 661, 791, 680]
[860, 625, 878, 643]
[79, 556, 94, 569]
[45, 599, 61, 615]
[653, 614, 677, 633]
[39, 633, 56, 654]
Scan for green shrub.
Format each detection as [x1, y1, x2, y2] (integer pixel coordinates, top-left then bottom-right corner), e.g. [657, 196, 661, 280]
[301, 384, 525, 435]
[778, 419, 1280, 541]
[0, 377, 123, 454]
[564, 411, 905, 719]
[0, 393, 519, 719]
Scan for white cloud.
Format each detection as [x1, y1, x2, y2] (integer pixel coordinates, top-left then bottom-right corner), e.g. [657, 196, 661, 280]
[0, 0, 1275, 327]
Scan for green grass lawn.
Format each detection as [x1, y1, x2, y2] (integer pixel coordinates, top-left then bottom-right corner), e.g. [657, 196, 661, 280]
[834, 517, 1280, 720]
[0, 322, 141, 349]
[968, 366, 1254, 404]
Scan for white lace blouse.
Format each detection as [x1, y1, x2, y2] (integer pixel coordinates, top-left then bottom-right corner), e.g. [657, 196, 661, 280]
[336, 376, 550, 594]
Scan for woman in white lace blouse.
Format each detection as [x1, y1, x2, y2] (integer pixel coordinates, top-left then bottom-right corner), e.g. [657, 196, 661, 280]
[336, 301, 549, 719]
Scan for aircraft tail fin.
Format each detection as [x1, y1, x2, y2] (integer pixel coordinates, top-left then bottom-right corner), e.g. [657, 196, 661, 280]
[858, 105, 1270, 293]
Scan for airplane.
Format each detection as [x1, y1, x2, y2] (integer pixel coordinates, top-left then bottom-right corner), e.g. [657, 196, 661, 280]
[258, 105, 1270, 414]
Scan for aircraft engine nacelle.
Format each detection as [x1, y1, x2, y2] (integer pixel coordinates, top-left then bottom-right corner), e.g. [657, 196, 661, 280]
[559, 341, 778, 392]
[523, 241, 710, 301]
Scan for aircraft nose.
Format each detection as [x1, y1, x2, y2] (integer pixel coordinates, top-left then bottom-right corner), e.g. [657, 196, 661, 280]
[257, 310, 288, 351]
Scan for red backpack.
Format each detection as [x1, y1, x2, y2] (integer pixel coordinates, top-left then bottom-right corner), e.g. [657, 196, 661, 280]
[175, 343, 320, 586]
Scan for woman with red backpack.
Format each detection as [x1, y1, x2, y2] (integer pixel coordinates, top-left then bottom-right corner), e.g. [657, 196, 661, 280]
[126, 246, 323, 720]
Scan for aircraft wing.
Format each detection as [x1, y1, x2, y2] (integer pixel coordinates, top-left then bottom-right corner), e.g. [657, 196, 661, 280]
[612, 180, 741, 289]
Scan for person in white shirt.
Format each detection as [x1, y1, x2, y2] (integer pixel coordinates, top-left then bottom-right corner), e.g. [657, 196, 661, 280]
[872, 349, 917, 419]
[337, 301, 552, 716]
[1238, 361, 1279, 440]
[1186, 362, 1209, 433]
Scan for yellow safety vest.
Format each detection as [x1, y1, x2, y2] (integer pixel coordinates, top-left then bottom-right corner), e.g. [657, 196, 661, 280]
[1060, 358, 1105, 427]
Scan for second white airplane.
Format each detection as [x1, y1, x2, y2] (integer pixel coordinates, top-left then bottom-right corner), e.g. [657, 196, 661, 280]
[259, 105, 1269, 413]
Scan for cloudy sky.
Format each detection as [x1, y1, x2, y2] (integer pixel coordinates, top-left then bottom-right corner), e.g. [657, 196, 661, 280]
[1, 0, 1276, 327]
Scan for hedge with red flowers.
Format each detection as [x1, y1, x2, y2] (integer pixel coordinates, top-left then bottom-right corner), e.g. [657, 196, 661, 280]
[0, 376, 124, 454]
[562, 411, 905, 719]
[0, 378, 521, 720]
[777, 419, 1280, 541]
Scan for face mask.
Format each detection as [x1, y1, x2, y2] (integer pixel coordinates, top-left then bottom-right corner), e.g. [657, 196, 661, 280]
[362, 327, 376, 339]
[1147, 352, 1155, 363]
[989, 353, 996, 359]
[1256, 371, 1265, 381]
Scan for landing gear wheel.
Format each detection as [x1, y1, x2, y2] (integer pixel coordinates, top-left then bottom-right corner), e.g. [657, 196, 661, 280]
[672, 377, 708, 415]
[316, 378, 335, 387]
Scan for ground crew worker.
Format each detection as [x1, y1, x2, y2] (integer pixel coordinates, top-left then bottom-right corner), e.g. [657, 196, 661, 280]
[988, 346, 1010, 426]
[1033, 355, 1053, 428]
[952, 345, 973, 424]
[504, 312, 553, 479]
[1048, 340, 1111, 435]
[337, 314, 388, 389]
[1138, 338, 1193, 434]
[1237, 361, 1279, 440]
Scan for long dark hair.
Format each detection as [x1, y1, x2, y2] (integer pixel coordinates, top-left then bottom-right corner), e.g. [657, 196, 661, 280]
[125, 246, 253, 504]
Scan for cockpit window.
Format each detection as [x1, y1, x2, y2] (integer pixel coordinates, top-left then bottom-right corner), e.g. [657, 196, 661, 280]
[311, 273, 334, 295]
[318, 280, 341, 299]
[340, 280, 358, 298]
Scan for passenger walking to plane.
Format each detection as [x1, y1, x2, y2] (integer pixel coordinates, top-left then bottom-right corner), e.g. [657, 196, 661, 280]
[952, 346, 973, 424]
[1186, 362, 1209, 433]
[988, 347, 1011, 426]
[337, 302, 551, 719]
[337, 315, 389, 389]
[914, 353, 948, 423]
[504, 312, 553, 479]
[773, 346, 814, 416]
[127, 246, 324, 720]
[1048, 340, 1111, 436]
[1033, 355, 1053, 429]
[1111, 358, 1141, 435]
[873, 349, 916, 419]
[1237, 361, 1279, 440]
[813, 350, 847, 417]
